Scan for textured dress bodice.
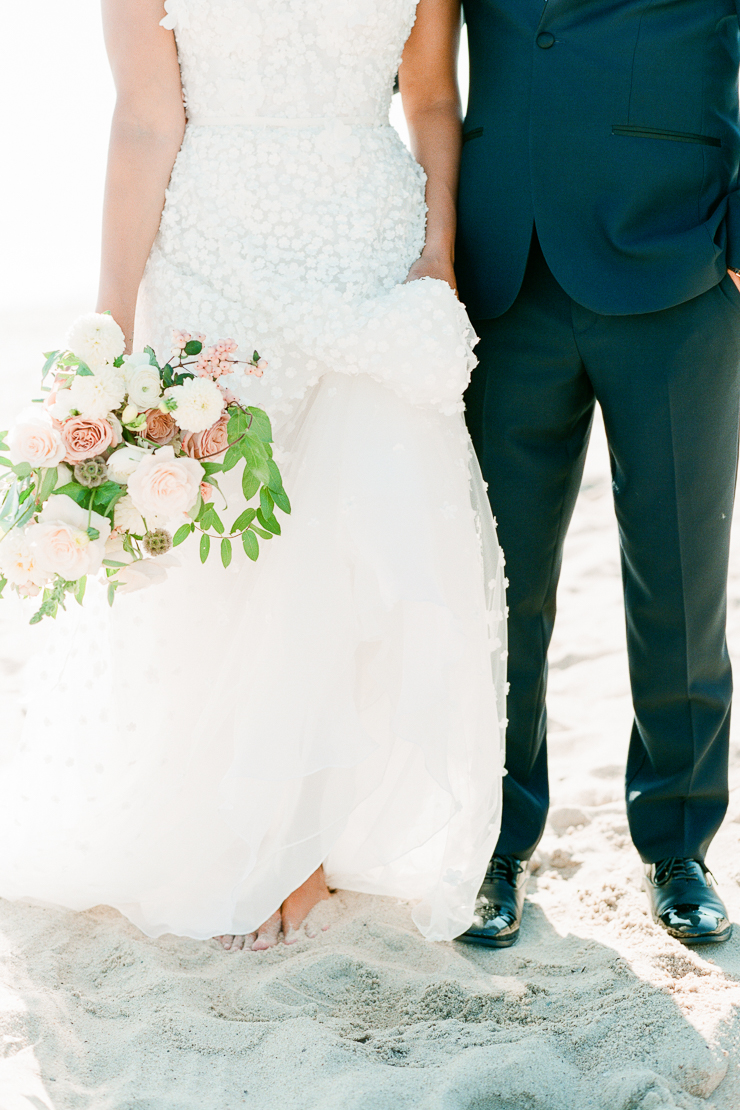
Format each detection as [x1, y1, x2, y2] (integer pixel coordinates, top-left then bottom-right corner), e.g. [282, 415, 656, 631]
[138, 0, 476, 433]
[161, 0, 418, 125]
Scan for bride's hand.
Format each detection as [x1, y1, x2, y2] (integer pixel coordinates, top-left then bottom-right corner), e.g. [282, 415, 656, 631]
[404, 250, 457, 293]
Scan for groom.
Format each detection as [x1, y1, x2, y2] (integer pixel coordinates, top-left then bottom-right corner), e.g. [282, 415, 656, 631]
[457, 0, 740, 947]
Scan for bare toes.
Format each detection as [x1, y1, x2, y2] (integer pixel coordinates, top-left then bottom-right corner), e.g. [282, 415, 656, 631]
[251, 911, 282, 951]
[216, 934, 235, 950]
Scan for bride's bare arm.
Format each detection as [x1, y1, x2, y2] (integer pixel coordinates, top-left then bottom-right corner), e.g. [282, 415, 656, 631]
[399, 0, 462, 289]
[97, 0, 185, 349]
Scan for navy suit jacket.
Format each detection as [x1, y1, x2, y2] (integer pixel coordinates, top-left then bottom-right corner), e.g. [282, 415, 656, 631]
[456, 0, 740, 318]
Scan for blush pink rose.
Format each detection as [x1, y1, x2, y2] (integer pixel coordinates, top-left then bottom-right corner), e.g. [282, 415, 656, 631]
[127, 445, 203, 520]
[8, 411, 66, 468]
[180, 413, 230, 460]
[62, 416, 116, 463]
[145, 408, 177, 445]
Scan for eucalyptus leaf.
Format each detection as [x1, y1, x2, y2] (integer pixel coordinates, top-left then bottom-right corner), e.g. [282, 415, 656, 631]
[41, 350, 60, 380]
[37, 467, 58, 504]
[107, 582, 117, 607]
[75, 576, 87, 605]
[11, 462, 31, 480]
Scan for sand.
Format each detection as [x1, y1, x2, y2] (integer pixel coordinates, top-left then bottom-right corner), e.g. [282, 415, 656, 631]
[0, 307, 738, 1110]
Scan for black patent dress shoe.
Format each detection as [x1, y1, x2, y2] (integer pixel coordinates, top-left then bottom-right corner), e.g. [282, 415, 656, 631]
[644, 858, 732, 946]
[456, 856, 529, 948]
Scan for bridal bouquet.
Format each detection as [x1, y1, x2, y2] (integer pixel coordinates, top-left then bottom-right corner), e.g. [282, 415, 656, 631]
[0, 313, 289, 622]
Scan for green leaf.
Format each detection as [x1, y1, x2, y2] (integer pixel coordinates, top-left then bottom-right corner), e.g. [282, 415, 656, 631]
[102, 559, 127, 567]
[162, 364, 174, 389]
[252, 350, 260, 363]
[92, 481, 125, 515]
[75, 363, 94, 377]
[188, 493, 203, 521]
[251, 459, 271, 484]
[260, 487, 274, 517]
[271, 487, 291, 515]
[246, 406, 273, 442]
[199, 504, 215, 530]
[222, 444, 242, 472]
[0, 456, 13, 470]
[74, 576, 87, 605]
[41, 350, 60, 380]
[220, 537, 232, 567]
[200, 533, 210, 563]
[266, 459, 285, 493]
[144, 345, 157, 364]
[37, 467, 58, 504]
[53, 482, 88, 507]
[232, 507, 256, 532]
[228, 410, 248, 444]
[250, 522, 273, 540]
[172, 523, 191, 547]
[242, 469, 260, 501]
[107, 582, 117, 607]
[256, 507, 281, 536]
[184, 340, 203, 356]
[201, 461, 223, 477]
[86, 526, 100, 541]
[0, 575, 7, 598]
[211, 512, 225, 535]
[11, 462, 32, 480]
[242, 529, 259, 561]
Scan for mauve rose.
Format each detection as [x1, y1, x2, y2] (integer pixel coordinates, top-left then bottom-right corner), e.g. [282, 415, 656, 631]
[180, 413, 230, 460]
[62, 416, 116, 463]
[145, 408, 177, 445]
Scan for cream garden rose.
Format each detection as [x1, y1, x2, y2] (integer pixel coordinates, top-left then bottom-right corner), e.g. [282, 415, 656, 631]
[27, 494, 111, 580]
[127, 445, 203, 521]
[8, 411, 66, 468]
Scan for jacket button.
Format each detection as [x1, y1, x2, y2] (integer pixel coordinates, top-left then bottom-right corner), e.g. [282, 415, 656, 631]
[536, 32, 555, 48]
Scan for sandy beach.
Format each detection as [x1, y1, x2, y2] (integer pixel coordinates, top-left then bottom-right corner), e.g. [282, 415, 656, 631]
[0, 308, 738, 1110]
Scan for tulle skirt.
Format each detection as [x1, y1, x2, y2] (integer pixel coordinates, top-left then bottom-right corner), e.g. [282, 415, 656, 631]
[0, 367, 506, 942]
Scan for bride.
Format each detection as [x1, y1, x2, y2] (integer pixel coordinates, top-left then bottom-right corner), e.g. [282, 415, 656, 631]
[0, 0, 506, 949]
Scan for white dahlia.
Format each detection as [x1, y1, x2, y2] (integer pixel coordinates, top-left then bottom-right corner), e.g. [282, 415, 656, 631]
[66, 313, 125, 369]
[169, 376, 225, 433]
[113, 493, 146, 535]
[68, 366, 126, 419]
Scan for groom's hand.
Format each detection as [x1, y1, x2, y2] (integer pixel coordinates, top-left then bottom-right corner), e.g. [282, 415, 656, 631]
[728, 269, 740, 294]
[405, 250, 457, 293]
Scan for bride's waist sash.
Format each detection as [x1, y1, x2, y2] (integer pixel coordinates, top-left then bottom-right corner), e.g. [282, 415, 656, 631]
[186, 113, 383, 129]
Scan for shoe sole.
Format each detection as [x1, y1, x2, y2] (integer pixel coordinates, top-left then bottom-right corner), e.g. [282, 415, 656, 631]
[454, 930, 520, 949]
[671, 924, 733, 947]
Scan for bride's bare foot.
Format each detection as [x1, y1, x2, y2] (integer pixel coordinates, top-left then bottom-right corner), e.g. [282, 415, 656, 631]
[214, 867, 331, 951]
[281, 866, 331, 943]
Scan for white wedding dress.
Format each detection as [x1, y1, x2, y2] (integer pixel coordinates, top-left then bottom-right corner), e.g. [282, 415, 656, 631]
[0, 0, 506, 942]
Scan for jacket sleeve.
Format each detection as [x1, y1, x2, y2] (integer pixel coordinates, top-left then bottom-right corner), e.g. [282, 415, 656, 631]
[726, 2, 740, 270]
